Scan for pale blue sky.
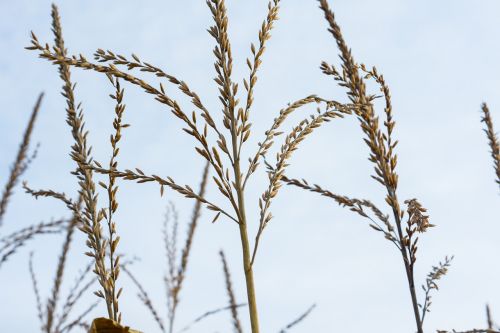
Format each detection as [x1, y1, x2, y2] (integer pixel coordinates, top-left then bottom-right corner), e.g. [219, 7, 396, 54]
[1, 1, 500, 332]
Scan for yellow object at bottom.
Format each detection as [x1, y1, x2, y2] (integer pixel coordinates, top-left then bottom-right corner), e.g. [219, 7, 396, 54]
[88, 318, 142, 333]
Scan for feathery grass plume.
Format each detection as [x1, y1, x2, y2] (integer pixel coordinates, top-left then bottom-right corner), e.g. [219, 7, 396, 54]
[280, 1, 451, 332]
[219, 250, 243, 333]
[24, 4, 124, 323]
[27, 2, 355, 331]
[277, 304, 316, 333]
[319, 1, 426, 330]
[481, 103, 500, 189]
[0, 93, 42, 225]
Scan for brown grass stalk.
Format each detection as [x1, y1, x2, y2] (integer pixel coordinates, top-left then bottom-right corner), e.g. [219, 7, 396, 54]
[278, 304, 316, 333]
[122, 266, 166, 333]
[50, 4, 113, 318]
[24, 4, 124, 323]
[0, 93, 43, 225]
[279, 1, 449, 331]
[486, 305, 494, 331]
[56, 3, 125, 322]
[29, 252, 44, 325]
[98, 75, 128, 323]
[45, 195, 83, 333]
[219, 250, 243, 333]
[481, 103, 500, 189]
[177, 304, 246, 333]
[318, 1, 424, 330]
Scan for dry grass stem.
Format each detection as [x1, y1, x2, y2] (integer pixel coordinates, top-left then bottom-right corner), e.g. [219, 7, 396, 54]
[88, 165, 237, 224]
[177, 304, 247, 333]
[220, 250, 243, 333]
[45, 195, 83, 333]
[122, 266, 166, 332]
[165, 161, 210, 333]
[481, 103, 500, 189]
[29, 252, 44, 324]
[0, 93, 60, 269]
[23, 4, 124, 322]
[98, 75, 128, 323]
[278, 304, 316, 333]
[164, 202, 179, 333]
[54, 3, 122, 322]
[486, 305, 495, 330]
[278, 1, 452, 331]
[0, 93, 43, 225]
[252, 107, 349, 264]
[281, 176, 397, 243]
[318, 2, 430, 331]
